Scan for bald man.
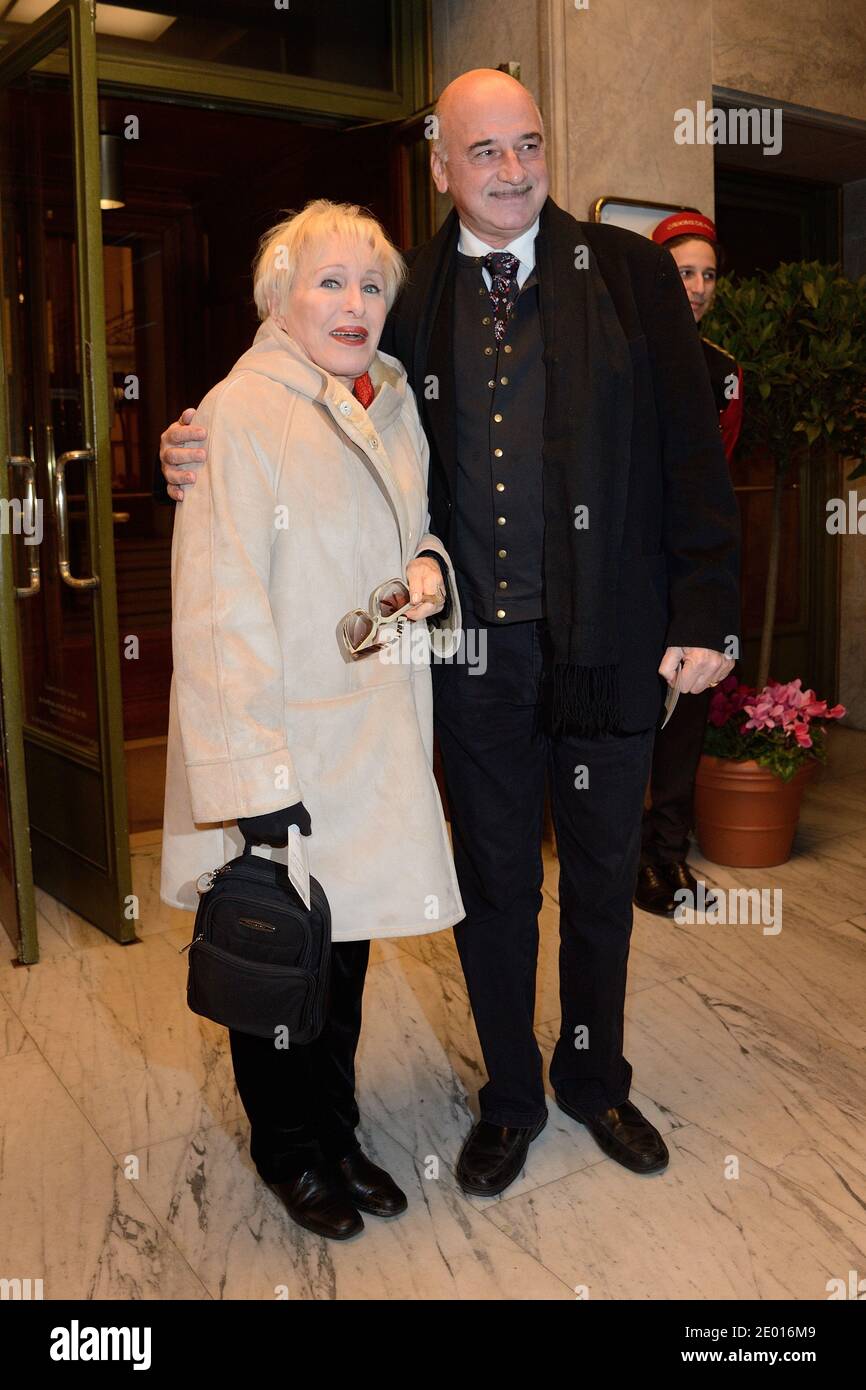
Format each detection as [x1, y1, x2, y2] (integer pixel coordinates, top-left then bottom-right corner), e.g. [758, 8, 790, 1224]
[159, 69, 739, 1198]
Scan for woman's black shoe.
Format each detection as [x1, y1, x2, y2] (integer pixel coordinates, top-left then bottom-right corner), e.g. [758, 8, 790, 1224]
[269, 1166, 364, 1240]
[336, 1149, 408, 1217]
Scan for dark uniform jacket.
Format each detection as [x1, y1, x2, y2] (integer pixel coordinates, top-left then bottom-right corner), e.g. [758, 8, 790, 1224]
[701, 335, 744, 463]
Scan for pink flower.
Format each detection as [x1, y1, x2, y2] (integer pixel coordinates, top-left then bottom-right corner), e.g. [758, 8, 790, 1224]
[707, 697, 729, 727]
[706, 675, 844, 737]
[743, 695, 776, 731]
[709, 678, 755, 727]
[740, 678, 846, 739]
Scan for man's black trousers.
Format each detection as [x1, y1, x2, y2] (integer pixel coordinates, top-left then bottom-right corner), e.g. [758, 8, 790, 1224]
[432, 606, 655, 1128]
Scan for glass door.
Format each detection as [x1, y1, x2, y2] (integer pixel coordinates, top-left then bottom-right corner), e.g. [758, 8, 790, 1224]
[0, 551, 36, 962]
[0, 0, 135, 953]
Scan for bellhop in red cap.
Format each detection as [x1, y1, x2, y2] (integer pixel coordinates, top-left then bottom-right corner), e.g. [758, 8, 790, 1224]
[651, 210, 717, 245]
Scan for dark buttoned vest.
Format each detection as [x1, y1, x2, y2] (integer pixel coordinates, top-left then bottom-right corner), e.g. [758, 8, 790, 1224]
[451, 251, 546, 623]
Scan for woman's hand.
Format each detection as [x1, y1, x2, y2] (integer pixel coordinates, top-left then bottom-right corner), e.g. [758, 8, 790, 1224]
[403, 556, 446, 621]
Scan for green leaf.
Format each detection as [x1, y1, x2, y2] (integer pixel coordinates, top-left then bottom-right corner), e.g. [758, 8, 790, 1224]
[701, 260, 866, 480]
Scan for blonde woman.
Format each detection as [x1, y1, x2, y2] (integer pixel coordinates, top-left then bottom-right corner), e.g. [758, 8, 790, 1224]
[160, 200, 464, 1240]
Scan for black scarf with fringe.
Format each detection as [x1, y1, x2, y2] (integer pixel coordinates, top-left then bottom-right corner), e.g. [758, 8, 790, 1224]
[532, 200, 634, 736]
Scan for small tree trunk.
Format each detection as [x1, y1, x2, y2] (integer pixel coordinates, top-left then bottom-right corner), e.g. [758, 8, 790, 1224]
[756, 459, 785, 689]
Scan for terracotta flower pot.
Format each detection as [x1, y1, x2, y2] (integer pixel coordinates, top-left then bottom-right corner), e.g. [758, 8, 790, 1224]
[694, 755, 814, 867]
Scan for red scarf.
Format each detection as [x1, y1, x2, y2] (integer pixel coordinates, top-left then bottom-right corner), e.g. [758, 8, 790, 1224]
[352, 372, 374, 408]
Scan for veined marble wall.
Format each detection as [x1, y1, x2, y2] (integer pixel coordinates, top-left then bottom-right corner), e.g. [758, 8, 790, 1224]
[537, 0, 717, 220]
[431, 0, 866, 236]
[431, 0, 541, 107]
[713, 0, 866, 121]
[432, 0, 717, 222]
[430, 0, 543, 228]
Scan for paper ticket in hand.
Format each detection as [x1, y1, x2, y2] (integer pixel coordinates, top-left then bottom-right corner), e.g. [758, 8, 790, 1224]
[661, 661, 683, 731]
[249, 826, 312, 910]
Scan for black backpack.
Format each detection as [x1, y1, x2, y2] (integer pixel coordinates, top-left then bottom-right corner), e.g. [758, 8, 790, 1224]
[182, 843, 331, 1043]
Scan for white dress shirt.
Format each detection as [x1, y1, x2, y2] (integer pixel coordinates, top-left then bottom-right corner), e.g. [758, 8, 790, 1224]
[457, 216, 540, 290]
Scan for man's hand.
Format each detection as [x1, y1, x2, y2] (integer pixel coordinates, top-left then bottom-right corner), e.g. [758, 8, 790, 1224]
[659, 645, 734, 695]
[161, 408, 207, 501]
[403, 556, 446, 621]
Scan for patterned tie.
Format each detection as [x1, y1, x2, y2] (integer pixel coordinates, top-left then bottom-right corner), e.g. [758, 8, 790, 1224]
[353, 371, 374, 408]
[482, 251, 520, 343]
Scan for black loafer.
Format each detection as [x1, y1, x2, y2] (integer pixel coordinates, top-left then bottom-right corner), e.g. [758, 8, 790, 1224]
[336, 1149, 408, 1218]
[634, 864, 677, 917]
[269, 1166, 364, 1240]
[664, 860, 700, 901]
[555, 1095, 669, 1174]
[456, 1113, 548, 1196]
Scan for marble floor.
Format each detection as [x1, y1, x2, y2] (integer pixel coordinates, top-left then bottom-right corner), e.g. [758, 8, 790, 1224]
[1, 729, 865, 1300]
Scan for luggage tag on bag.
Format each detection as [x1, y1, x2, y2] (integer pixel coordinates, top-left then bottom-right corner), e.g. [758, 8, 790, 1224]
[249, 826, 311, 910]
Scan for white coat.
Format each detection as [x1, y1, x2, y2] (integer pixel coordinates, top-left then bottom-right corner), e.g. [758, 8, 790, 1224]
[159, 316, 465, 942]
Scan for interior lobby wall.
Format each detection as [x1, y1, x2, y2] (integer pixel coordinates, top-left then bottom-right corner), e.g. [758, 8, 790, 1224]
[712, 0, 866, 122]
[432, 0, 866, 224]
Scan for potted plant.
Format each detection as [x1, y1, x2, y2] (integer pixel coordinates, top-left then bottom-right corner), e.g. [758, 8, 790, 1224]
[690, 264, 863, 865]
[706, 259, 866, 683]
[695, 675, 845, 866]
[706, 262, 866, 689]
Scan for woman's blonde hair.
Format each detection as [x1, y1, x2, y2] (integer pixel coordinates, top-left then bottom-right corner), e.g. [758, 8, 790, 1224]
[252, 198, 406, 320]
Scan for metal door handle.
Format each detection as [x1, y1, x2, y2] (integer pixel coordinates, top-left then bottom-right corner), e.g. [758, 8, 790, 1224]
[68, 511, 129, 524]
[46, 425, 99, 590]
[7, 455, 41, 598]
